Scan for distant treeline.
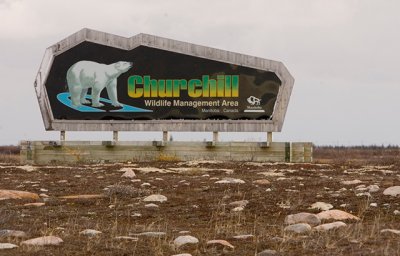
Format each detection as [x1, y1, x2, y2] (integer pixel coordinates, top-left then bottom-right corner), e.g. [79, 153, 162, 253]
[315, 145, 399, 149]
[314, 144, 400, 165]
[0, 145, 20, 155]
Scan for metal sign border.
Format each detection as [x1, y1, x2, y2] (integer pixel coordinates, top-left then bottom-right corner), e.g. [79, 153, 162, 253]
[34, 28, 294, 132]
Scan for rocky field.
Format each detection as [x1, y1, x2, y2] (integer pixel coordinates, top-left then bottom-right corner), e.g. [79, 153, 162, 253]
[0, 147, 399, 255]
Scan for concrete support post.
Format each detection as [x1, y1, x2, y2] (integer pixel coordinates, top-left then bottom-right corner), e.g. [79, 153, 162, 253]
[213, 131, 219, 143]
[60, 131, 66, 142]
[113, 131, 118, 142]
[267, 132, 273, 143]
[163, 131, 169, 143]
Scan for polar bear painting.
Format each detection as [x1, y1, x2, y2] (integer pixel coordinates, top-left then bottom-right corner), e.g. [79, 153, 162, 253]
[66, 61, 132, 107]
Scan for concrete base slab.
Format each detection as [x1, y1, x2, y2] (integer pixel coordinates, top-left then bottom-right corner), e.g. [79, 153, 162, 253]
[20, 141, 313, 164]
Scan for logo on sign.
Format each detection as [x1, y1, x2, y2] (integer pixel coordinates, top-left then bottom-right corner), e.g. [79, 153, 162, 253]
[244, 95, 264, 113]
[247, 96, 261, 106]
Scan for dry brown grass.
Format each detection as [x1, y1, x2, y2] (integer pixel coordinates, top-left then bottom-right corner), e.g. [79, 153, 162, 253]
[0, 145, 20, 163]
[1, 145, 400, 255]
[314, 146, 400, 165]
[156, 153, 180, 162]
[0, 153, 20, 163]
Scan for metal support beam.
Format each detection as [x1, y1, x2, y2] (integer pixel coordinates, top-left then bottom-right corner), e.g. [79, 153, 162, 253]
[60, 131, 66, 142]
[163, 131, 169, 143]
[113, 131, 119, 142]
[267, 132, 273, 143]
[213, 131, 219, 143]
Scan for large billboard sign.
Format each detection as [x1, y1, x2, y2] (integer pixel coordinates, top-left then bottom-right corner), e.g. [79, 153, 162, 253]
[35, 29, 294, 132]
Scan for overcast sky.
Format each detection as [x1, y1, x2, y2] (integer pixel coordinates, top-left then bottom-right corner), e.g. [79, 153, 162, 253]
[0, 0, 399, 145]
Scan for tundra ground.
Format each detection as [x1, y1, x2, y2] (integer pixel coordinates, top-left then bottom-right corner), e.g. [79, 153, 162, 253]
[0, 147, 399, 255]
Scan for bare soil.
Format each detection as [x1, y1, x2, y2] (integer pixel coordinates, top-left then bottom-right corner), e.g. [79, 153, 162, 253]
[0, 147, 399, 255]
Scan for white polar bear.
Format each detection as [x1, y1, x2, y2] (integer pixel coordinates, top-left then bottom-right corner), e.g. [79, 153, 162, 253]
[66, 60, 132, 107]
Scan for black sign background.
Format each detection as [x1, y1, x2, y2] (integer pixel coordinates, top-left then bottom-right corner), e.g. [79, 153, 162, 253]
[46, 42, 281, 120]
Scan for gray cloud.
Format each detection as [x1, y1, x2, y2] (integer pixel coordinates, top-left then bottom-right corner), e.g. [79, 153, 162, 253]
[0, 0, 399, 145]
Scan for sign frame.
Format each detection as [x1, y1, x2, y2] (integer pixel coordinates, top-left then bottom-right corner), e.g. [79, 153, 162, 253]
[34, 28, 294, 132]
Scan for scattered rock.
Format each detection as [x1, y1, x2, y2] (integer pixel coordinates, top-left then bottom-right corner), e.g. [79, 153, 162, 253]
[80, 229, 102, 237]
[394, 210, 400, 215]
[0, 230, 27, 238]
[313, 221, 347, 231]
[141, 183, 151, 187]
[132, 232, 166, 237]
[356, 192, 371, 197]
[349, 239, 359, 244]
[355, 184, 366, 189]
[285, 213, 321, 226]
[232, 206, 244, 212]
[172, 254, 192, 256]
[23, 202, 45, 207]
[258, 171, 284, 177]
[341, 180, 362, 185]
[18, 165, 37, 172]
[310, 202, 333, 211]
[206, 239, 234, 249]
[367, 185, 380, 193]
[114, 236, 139, 241]
[271, 237, 284, 243]
[134, 167, 171, 174]
[143, 194, 167, 203]
[182, 160, 222, 166]
[277, 201, 291, 209]
[174, 235, 199, 248]
[257, 249, 278, 256]
[317, 210, 360, 221]
[380, 229, 400, 235]
[59, 194, 105, 199]
[145, 203, 159, 208]
[383, 186, 400, 197]
[253, 179, 270, 185]
[284, 223, 312, 234]
[21, 236, 63, 246]
[370, 203, 378, 207]
[0, 243, 18, 250]
[118, 167, 134, 172]
[121, 169, 136, 178]
[232, 234, 254, 240]
[215, 178, 245, 184]
[229, 200, 249, 208]
[0, 190, 39, 200]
